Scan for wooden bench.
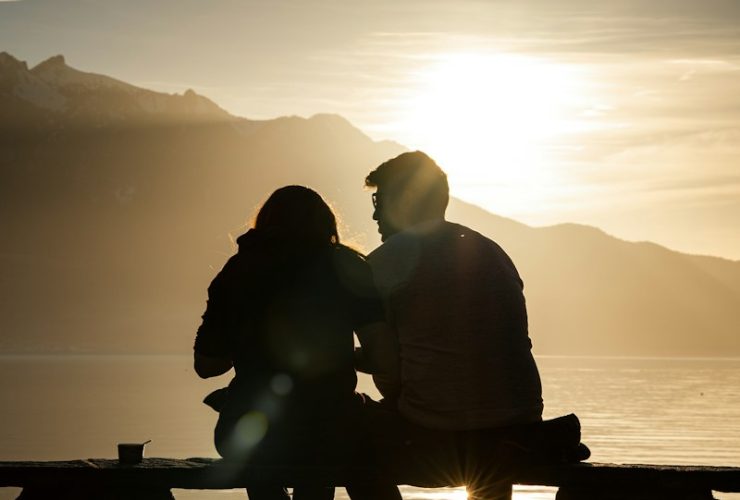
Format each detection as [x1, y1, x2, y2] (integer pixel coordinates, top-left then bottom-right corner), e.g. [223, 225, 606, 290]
[1, 458, 740, 499]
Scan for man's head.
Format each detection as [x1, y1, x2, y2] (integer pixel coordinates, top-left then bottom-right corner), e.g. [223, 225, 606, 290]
[365, 151, 449, 241]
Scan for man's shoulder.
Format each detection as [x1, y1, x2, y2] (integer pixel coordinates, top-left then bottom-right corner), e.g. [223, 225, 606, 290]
[442, 221, 492, 242]
[367, 230, 427, 295]
[427, 221, 522, 281]
[367, 227, 420, 264]
[444, 221, 512, 253]
[368, 220, 484, 270]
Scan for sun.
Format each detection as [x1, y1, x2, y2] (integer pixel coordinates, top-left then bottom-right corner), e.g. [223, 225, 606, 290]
[394, 52, 588, 216]
[416, 487, 469, 499]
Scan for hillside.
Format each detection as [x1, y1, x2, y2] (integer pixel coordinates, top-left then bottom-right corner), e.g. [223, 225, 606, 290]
[1, 52, 738, 356]
[448, 200, 740, 356]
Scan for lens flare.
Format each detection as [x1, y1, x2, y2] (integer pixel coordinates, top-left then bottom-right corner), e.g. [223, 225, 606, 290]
[270, 373, 293, 396]
[235, 411, 268, 449]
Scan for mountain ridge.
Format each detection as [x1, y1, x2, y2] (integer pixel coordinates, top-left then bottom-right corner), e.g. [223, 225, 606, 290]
[1, 52, 233, 125]
[0, 52, 738, 356]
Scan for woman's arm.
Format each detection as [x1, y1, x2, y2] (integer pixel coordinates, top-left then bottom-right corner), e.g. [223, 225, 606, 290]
[193, 253, 243, 379]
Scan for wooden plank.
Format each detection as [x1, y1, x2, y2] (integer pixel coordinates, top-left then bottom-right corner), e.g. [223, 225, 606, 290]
[17, 485, 175, 500]
[1, 460, 739, 492]
[555, 485, 716, 500]
[0, 460, 98, 488]
[516, 463, 740, 493]
[0, 459, 379, 489]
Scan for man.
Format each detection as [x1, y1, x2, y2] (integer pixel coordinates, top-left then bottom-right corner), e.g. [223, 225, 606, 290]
[363, 151, 546, 499]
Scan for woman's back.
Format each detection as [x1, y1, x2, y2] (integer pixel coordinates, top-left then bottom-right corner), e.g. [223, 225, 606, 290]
[195, 227, 382, 461]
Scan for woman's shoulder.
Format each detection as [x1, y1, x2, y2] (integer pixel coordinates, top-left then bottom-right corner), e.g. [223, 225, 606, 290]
[331, 244, 376, 296]
[332, 244, 372, 273]
[333, 243, 368, 260]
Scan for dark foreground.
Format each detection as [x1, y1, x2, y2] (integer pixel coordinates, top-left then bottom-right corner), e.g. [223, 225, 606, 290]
[2, 458, 740, 500]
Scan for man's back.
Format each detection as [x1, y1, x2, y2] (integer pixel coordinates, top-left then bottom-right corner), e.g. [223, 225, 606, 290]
[369, 220, 543, 430]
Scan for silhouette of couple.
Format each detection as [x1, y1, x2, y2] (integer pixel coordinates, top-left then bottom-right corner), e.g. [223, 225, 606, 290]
[194, 152, 587, 500]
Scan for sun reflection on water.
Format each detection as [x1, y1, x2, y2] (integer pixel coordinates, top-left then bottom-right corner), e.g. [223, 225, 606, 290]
[399, 487, 467, 499]
[396, 485, 557, 499]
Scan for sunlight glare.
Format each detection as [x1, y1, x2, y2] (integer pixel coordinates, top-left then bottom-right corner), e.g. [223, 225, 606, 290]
[410, 487, 468, 499]
[395, 52, 589, 216]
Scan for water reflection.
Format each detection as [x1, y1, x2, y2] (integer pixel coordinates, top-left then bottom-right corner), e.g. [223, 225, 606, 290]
[392, 486, 556, 499]
[2, 355, 740, 500]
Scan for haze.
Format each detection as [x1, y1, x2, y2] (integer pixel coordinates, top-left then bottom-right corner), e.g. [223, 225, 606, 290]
[2, 0, 738, 260]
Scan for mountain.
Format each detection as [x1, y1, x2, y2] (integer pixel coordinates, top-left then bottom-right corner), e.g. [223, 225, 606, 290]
[448, 200, 740, 356]
[0, 52, 231, 128]
[1, 52, 738, 356]
[0, 53, 404, 353]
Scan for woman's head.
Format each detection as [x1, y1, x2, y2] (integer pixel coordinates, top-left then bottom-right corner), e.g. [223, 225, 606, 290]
[255, 186, 339, 246]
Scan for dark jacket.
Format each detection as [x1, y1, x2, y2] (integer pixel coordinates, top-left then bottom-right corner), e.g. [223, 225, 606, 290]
[194, 228, 382, 461]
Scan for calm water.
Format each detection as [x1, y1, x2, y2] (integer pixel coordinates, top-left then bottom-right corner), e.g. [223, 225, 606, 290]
[1, 355, 739, 499]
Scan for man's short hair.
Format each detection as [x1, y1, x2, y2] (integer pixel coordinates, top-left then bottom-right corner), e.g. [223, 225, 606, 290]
[365, 151, 449, 220]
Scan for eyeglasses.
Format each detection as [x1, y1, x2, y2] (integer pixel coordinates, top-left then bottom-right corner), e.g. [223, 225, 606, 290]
[372, 192, 380, 209]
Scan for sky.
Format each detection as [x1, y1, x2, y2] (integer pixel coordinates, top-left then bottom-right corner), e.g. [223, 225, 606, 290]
[1, 0, 739, 260]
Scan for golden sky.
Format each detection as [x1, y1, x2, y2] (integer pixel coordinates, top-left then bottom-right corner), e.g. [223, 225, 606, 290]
[2, 0, 739, 259]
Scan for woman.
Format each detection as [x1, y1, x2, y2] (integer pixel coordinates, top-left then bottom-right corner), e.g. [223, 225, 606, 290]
[193, 186, 401, 500]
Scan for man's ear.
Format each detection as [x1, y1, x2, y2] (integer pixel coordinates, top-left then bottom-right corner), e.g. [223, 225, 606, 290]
[396, 190, 422, 228]
[378, 192, 405, 231]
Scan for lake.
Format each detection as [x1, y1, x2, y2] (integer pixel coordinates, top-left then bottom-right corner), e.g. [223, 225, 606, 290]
[1, 355, 739, 499]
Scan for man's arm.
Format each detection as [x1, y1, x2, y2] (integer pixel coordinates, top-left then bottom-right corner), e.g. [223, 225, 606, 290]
[193, 352, 233, 379]
[355, 321, 401, 399]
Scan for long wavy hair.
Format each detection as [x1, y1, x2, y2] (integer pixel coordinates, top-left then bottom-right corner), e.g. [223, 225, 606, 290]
[254, 185, 339, 246]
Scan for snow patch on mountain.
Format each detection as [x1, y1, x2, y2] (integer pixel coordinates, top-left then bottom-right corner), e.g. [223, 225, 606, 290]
[31, 54, 136, 92]
[0, 52, 66, 111]
[13, 70, 67, 111]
